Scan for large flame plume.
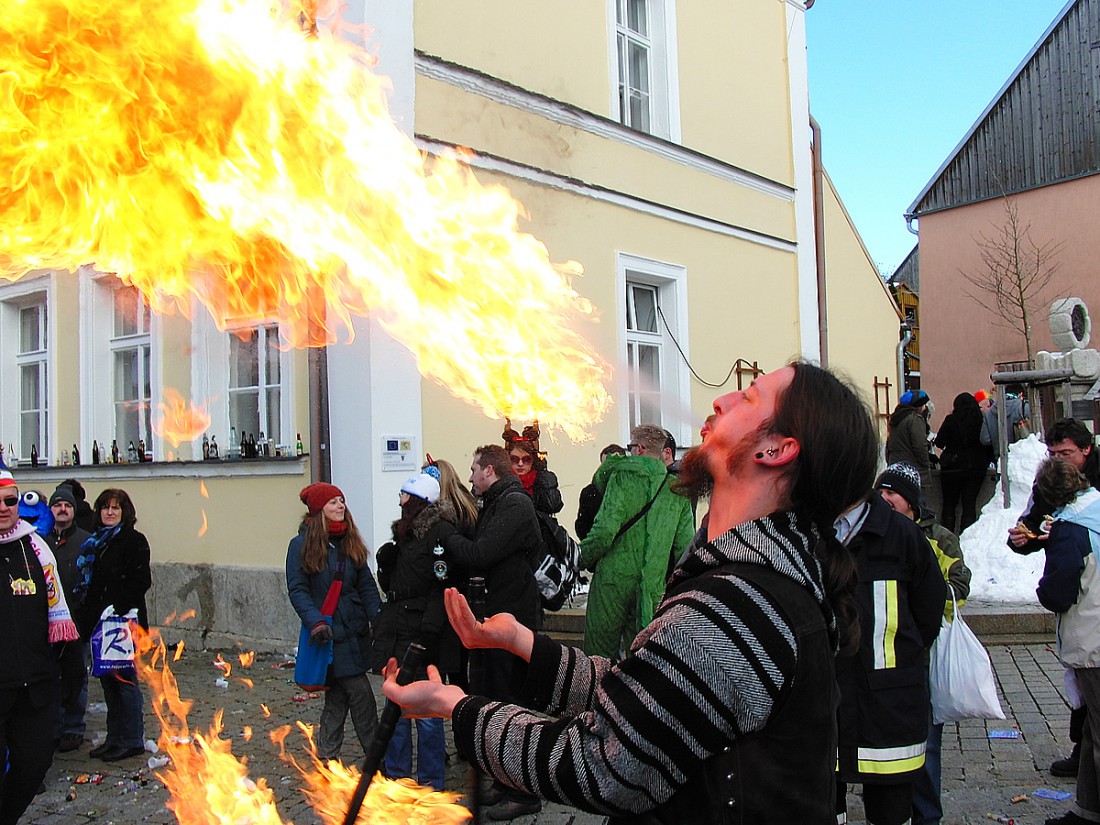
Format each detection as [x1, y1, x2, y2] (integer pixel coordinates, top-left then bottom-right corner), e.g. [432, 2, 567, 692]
[1, 0, 611, 438]
[135, 626, 470, 824]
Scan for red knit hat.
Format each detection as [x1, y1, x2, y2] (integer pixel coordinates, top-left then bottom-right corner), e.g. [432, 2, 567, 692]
[299, 482, 344, 516]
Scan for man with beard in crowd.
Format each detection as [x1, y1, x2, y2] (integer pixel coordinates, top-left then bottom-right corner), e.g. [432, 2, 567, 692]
[384, 362, 878, 823]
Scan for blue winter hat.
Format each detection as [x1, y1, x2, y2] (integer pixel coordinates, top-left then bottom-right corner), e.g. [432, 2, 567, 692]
[900, 389, 929, 408]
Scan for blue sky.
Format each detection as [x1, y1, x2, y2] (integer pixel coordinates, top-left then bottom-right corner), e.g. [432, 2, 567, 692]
[805, 0, 1069, 277]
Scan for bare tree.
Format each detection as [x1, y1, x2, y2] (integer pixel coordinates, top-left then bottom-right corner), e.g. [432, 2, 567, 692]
[959, 196, 1063, 366]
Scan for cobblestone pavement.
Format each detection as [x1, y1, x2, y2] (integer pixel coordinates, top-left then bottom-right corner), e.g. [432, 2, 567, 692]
[22, 640, 1083, 824]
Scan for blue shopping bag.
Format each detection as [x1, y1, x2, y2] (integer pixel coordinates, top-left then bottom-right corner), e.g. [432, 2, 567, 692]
[294, 618, 332, 691]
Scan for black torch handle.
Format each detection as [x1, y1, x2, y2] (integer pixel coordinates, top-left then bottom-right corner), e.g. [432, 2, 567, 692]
[341, 642, 427, 825]
[465, 577, 487, 817]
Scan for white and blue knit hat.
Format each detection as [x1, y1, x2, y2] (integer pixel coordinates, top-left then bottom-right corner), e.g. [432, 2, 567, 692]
[401, 473, 440, 504]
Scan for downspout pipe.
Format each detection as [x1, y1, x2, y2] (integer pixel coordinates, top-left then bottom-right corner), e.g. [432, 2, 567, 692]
[897, 323, 912, 393]
[810, 115, 828, 368]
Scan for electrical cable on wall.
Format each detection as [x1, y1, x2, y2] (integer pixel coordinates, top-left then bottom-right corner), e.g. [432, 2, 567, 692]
[656, 305, 760, 389]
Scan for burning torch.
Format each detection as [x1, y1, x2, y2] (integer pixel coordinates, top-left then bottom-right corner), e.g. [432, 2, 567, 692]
[341, 642, 427, 825]
[465, 577, 487, 817]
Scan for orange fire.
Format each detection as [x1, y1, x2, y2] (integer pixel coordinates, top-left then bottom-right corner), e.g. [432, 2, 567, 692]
[152, 389, 213, 448]
[136, 627, 470, 824]
[0, 0, 611, 438]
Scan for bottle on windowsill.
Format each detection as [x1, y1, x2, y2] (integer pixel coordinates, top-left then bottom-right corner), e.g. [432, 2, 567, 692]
[296, 433, 303, 456]
[229, 426, 239, 460]
[30, 444, 39, 467]
[209, 435, 219, 459]
[127, 441, 138, 463]
[92, 440, 100, 465]
[73, 444, 80, 466]
[258, 431, 266, 458]
[202, 433, 210, 461]
[111, 439, 120, 464]
[138, 438, 146, 462]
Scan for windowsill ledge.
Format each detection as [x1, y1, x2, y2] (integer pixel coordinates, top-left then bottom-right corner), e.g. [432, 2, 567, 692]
[8, 455, 309, 481]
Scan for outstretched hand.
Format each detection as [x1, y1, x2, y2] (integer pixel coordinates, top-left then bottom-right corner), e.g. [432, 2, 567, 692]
[381, 659, 466, 719]
[444, 588, 535, 661]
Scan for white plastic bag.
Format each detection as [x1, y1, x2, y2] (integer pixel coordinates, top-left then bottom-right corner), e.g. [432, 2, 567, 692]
[929, 598, 1005, 725]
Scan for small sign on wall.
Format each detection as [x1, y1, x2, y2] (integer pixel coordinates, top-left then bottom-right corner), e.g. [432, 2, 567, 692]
[381, 436, 416, 472]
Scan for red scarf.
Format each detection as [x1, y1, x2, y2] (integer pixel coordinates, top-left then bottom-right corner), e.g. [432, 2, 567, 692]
[517, 469, 537, 496]
[328, 520, 348, 539]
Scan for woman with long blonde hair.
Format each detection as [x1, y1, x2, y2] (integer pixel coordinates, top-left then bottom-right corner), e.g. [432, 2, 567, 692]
[285, 482, 381, 762]
[425, 457, 478, 536]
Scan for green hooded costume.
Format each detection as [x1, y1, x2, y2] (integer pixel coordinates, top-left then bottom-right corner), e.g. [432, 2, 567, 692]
[580, 453, 696, 657]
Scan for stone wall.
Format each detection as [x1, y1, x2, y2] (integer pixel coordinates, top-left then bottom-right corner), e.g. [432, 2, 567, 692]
[148, 562, 301, 653]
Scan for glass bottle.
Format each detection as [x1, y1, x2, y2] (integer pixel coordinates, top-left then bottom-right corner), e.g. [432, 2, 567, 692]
[127, 441, 138, 463]
[229, 426, 239, 460]
[111, 439, 120, 464]
[30, 444, 39, 467]
[210, 435, 219, 459]
[92, 440, 100, 465]
[296, 433, 304, 456]
[202, 433, 210, 461]
[73, 444, 81, 466]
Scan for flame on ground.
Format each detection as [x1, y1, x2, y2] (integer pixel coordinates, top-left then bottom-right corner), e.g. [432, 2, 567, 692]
[135, 627, 470, 824]
[153, 389, 213, 448]
[1, 0, 611, 439]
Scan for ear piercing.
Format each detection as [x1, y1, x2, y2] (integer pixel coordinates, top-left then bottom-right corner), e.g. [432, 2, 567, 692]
[754, 448, 778, 459]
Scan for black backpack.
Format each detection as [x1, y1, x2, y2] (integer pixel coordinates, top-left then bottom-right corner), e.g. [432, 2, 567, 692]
[531, 511, 583, 612]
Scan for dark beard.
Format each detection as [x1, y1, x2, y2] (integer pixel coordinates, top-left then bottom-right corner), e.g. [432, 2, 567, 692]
[673, 445, 713, 501]
[673, 429, 762, 501]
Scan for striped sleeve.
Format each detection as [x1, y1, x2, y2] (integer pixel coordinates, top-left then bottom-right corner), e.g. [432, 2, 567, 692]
[451, 570, 800, 816]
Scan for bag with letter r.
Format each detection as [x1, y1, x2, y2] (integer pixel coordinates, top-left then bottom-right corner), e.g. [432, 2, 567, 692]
[531, 511, 583, 611]
[90, 615, 136, 676]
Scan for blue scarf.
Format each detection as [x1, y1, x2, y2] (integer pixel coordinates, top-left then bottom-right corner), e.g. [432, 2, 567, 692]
[72, 524, 121, 602]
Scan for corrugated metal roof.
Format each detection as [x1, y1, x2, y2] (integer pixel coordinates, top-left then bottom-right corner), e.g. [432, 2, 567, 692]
[906, 0, 1099, 217]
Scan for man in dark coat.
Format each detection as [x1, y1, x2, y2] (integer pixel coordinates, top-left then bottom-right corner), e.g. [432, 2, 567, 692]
[443, 444, 543, 820]
[834, 491, 946, 825]
[46, 484, 93, 753]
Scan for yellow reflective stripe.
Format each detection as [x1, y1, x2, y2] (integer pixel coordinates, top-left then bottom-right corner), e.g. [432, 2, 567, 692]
[857, 753, 925, 774]
[884, 580, 898, 668]
[872, 580, 900, 669]
[856, 742, 926, 775]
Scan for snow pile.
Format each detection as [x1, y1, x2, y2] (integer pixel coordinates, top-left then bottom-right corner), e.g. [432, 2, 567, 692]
[958, 435, 1049, 602]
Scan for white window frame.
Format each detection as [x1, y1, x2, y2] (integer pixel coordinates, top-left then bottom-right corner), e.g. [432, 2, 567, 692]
[79, 268, 160, 460]
[617, 253, 689, 448]
[190, 303, 295, 457]
[608, 0, 681, 142]
[0, 277, 53, 464]
[226, 322, 285, 448]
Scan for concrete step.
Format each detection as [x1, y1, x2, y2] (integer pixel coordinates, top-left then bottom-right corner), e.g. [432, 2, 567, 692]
[542, 602, 1056, 648]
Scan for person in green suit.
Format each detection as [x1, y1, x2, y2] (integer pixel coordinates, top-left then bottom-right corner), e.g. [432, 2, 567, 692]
[580, 424, 696, 658]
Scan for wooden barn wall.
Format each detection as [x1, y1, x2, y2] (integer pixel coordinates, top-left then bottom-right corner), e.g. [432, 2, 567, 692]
[915, 0, 1100, 215]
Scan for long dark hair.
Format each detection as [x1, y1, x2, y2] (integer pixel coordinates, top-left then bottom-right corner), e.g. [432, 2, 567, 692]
[391, 495, 431, 543]
[93, 488, 137, 528]
[768, 362, 878, 655]
[950, 392, 983, 442]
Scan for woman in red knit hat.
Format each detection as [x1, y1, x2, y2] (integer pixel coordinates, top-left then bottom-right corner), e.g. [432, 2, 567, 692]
[285, 482, 381, 762]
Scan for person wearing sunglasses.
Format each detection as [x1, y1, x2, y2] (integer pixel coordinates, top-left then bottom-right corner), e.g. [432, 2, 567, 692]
[502, 420, 562, 518]
[0, 467, 79, 823]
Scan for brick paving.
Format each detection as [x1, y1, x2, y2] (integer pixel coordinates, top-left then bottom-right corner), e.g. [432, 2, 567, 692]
[22, 639, 1083, 824]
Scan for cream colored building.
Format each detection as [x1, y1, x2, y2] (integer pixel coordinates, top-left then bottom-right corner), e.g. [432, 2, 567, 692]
[0, 0, 899, 648]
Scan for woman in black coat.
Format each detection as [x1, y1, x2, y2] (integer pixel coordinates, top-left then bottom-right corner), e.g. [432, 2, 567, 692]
[934, 392, 992, 533]
[74, 488, 152, 763]
[372, 471, 459, 790]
